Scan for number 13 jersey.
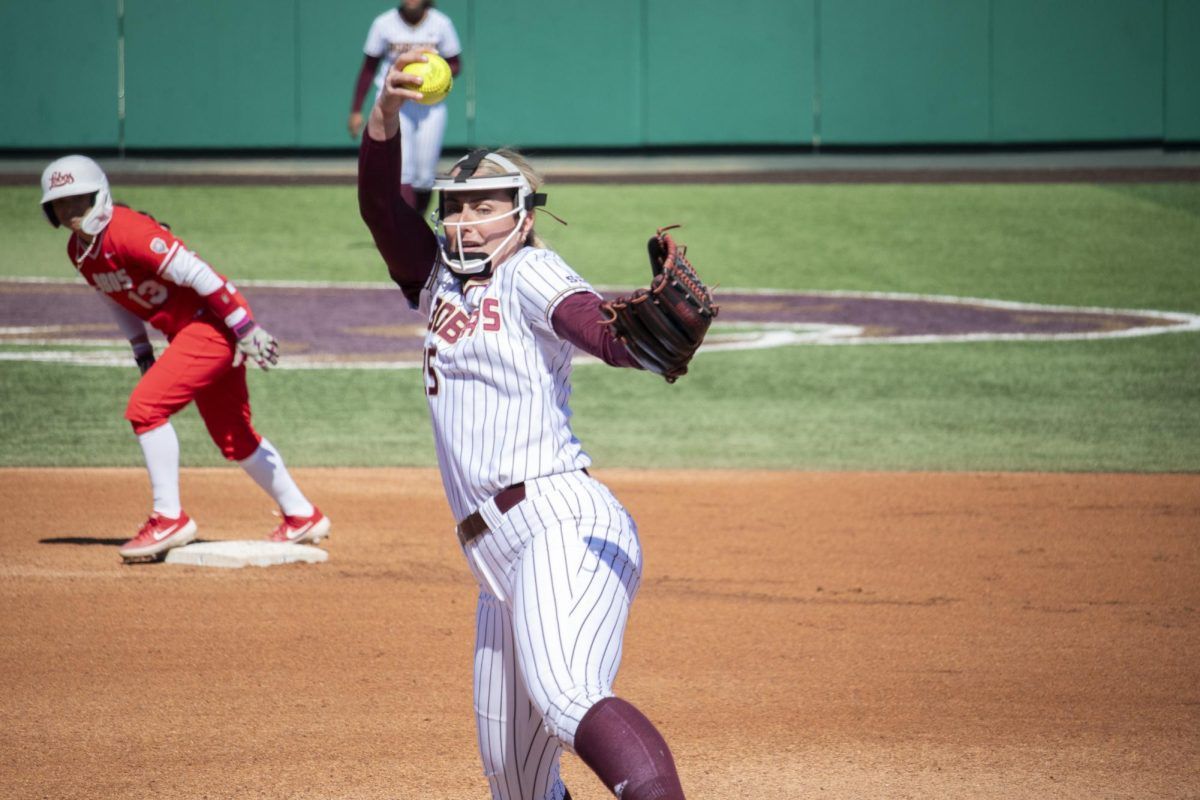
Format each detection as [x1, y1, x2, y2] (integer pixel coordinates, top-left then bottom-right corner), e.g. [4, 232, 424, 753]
[68, 205, 212, 337]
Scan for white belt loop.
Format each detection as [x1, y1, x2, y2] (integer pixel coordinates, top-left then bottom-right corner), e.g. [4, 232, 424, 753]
[478, 495, 506, 532]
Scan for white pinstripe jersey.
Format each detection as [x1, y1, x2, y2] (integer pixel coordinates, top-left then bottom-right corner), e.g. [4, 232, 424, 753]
[417, 247, 596, 522]
[364, 8, 462, 92]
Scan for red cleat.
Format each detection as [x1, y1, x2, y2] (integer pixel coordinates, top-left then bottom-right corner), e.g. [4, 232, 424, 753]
[269, 508, 330, 544]
[119, 512, 197, 562]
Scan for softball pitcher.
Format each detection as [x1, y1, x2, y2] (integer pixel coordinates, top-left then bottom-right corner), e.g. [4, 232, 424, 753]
[348, 0, 462, 216]
[40, 156, 329, 562]
[359, 53, 687, 800]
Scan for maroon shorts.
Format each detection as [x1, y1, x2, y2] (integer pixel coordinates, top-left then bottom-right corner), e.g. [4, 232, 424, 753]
[125, 320, 260, 460]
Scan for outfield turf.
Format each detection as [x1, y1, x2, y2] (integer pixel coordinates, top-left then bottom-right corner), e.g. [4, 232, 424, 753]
[1, 182, 1198, 471]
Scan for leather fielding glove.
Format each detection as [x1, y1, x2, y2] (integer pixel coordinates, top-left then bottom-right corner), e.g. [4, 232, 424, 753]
[599, 226, 719, 383]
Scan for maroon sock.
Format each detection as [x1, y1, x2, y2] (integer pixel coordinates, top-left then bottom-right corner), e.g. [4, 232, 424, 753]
[573, 697, 685, 800]
[399, 182, 418, 210]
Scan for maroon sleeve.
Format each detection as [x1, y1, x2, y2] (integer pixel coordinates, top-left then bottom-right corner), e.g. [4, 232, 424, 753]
[446, 54, 462, 77]
[551, 291, 642, 370]
[357, 130, 439, 305]
[351, 55, 382, 113]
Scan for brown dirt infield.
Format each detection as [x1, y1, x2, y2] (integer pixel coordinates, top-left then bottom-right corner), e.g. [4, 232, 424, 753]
[2, 468, 1197, 799]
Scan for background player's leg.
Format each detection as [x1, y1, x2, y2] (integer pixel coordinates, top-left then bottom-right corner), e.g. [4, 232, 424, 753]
[475, 591, 570, 800]
[125, 322, 237, 516]
[136, 422, 181, 517]
[398, 106, 420, 210]
[192, 356, 320, 525]
[189, 344, 260, 463]
[410, 103, 446, 218]
[236, 438, 314, 518]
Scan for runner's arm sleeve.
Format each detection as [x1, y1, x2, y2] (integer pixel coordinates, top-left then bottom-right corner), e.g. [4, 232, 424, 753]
[358, 129, 439, 306]
[552, 291, 641, 369]
[160, 248, 257, 337]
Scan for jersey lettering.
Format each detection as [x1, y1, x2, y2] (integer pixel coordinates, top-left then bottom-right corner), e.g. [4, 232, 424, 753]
[433, 300, 503, 346]
[481, 297, 502, 332]
[423, 345, 439, 396]
[388, 39, 437, 58]
[437, 308, 471, 344]
[94, 269, 133, 293]
[418, 249, 590, 523]
[429, 297, 451, 332]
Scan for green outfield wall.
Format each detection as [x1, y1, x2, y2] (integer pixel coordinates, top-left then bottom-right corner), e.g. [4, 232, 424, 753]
[2, 0, 1196, 150]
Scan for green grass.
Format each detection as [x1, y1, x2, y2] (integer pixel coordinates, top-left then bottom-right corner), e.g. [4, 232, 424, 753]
[2, 182, 1199, 471]
[1, 332, 1197, 472]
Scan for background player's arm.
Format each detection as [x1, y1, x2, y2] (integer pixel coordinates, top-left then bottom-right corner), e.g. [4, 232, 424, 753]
[438, 13, 464, 76]
[161, 249, 255, 337]
[349, 15, 391, 140]
[101, 294, 156, 374]
[348, 54, 383, 139]
[159, 249, 278, 369]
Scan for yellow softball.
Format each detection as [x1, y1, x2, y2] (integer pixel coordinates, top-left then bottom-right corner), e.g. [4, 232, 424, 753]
[402, 53, 453, 105]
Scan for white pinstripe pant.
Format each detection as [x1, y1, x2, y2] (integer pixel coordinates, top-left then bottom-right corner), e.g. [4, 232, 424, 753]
[465, 471, 643, 800]
[398, 101, 448, 190]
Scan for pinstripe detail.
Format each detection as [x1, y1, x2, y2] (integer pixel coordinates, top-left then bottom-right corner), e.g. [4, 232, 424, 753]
[420, 246, 641, 795]
[420, 250, 593, 522]
[475, 590, 569, 800]
[398, 102, 448, 190]
[467, 472, 643, 775]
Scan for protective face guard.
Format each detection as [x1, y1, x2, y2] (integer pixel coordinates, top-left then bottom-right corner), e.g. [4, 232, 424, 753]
[432, 150, 547, 276]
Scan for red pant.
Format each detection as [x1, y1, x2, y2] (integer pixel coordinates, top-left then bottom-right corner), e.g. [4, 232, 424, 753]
[125, 320, 261, 461]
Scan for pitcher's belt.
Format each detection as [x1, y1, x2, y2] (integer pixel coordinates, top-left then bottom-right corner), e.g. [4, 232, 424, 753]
[456, 470, 591, 547]
[456, 483, 526, 546]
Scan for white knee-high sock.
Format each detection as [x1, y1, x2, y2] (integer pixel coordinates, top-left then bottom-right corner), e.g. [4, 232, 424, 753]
[137, 422, 181, 518]
[238, 438, 314, 518]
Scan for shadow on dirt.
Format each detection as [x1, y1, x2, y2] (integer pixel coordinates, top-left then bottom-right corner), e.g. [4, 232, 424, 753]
[40, 537, 127, 546]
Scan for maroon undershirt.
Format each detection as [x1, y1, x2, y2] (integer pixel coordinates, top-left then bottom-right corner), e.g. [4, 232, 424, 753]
[552, 293, 640, 368]
[351, 54, 462, 113]
[357, 131, 640, 369]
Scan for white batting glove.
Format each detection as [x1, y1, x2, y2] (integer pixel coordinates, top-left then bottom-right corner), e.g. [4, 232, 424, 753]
[232, 324, 279, 371]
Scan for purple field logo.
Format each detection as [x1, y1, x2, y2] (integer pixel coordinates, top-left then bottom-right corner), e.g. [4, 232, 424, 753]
[1, 278, 1197, 368]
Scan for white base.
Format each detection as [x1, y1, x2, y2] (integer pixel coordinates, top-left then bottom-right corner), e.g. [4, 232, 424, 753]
[164, 540, 328, 569]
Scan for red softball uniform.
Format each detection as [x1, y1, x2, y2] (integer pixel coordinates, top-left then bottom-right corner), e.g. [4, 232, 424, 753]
[68, 206, 261, 459]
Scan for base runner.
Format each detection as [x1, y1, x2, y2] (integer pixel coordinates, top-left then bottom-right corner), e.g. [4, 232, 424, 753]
[39, 155, 330, 562]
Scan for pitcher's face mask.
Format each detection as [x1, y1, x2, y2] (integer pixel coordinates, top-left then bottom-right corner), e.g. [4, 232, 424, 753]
[433, 150, 546, 277]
